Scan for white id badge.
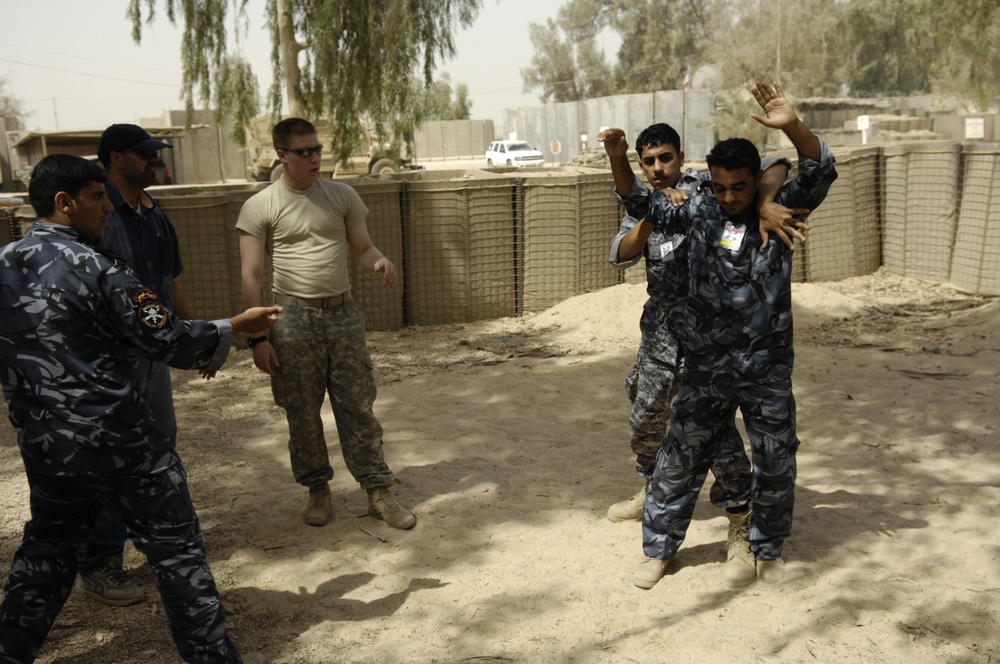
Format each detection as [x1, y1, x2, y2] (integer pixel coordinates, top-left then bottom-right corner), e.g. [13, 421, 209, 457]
[654, 239, 674, 260]
[721, 223, 746, 253]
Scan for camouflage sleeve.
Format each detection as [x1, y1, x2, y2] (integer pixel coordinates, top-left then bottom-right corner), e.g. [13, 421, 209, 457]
[646, 190, 692, 235]
[609, 215, 643, 267]
[777, 140, 838, 210]
[99, 263, 232, 372]
[615, 177, 652, 222]
[761, 156, 793, 180]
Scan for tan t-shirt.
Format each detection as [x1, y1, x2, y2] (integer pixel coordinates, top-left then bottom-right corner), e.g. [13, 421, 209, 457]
[237, 178, 368, 298]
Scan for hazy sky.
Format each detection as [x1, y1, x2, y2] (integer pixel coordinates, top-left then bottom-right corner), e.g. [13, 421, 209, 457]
[1, 0, 572, 133]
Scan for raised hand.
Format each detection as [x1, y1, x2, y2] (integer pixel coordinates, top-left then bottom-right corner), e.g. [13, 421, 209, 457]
[750, 81, 798, 131]
[597, 128, 629, 159]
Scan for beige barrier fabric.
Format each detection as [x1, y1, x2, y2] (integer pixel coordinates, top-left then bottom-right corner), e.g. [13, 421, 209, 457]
[950, 142, 1000, 295]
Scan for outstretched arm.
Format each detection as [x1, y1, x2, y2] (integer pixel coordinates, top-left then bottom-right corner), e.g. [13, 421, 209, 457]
[597, 128, 637, 195]
[750, 81, 821, 161]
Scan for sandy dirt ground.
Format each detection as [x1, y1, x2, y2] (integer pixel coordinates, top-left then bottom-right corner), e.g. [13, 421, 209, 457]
[1, 269, 998, 664]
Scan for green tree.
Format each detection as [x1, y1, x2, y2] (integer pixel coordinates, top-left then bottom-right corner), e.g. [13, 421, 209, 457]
[522, 0, 712, 103]
[129, 0, 482, 164]
[0, 76, 28, 129]
[838, 0, 935, 96]
[521, 17, 614, 103]
[706, 0, 846, 97]
[421, 73, 473, 120]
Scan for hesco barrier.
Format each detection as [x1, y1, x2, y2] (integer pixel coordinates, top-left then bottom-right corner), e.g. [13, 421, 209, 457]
[950, 142, 1000, 296]
[340, 177, 406, 330]
[393, 169, 518, 325]
[518, 168, 622, 312]
[882, 142, 963, 282]
[5, 142, 998, 336]
[799, 146, 883, 281]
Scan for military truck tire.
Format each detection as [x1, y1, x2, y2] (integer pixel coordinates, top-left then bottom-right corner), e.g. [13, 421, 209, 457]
[269, 164, 284, 182]
[370, 158, 397, 176]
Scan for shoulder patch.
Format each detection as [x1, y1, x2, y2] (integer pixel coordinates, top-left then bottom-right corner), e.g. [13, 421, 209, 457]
[132, 289, 159, 305]
[138, 301, 169, 329]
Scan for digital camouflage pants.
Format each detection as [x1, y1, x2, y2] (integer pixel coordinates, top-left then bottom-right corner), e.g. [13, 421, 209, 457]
[269, 300, 395, 490]
[643, 357, 799, 562]
[627, 331, 751, 508]
[0, 452, 241, 664]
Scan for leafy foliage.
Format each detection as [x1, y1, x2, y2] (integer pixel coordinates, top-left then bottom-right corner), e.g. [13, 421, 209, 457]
[422, 73, 473, 121]
[0, 76, 28, 129]
[524, 0, 999, 112]
[129, 0, 482, 164]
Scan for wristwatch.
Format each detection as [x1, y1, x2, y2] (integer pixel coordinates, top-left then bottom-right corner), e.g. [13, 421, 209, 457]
[247, 335, 269, 348]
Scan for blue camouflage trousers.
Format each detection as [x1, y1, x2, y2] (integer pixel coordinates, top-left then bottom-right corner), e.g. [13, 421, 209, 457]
[626, 334, 751, 508]
[81, 357, 177, 571]
[0, 452, 241, 664]
[643, 356, 799, 562]
[269, 300, 395, 490]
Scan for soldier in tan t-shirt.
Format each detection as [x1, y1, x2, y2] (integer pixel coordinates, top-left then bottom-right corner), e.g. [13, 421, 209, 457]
[237, 117, 416, 531]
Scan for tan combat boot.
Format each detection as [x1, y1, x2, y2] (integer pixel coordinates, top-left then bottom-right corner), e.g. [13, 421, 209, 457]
[757, 558, 786, 583]
[607, 478, 651, 523]
[723, 509, 757, 588]
[367, 487, 417, 530]
[633, 557, 669, 589]
[303, 484, 332, 527]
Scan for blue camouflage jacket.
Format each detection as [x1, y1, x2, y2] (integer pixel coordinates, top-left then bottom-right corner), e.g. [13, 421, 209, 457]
[610, 157, 793, 352]
[620, 142, 837, 374]
[0, 222, 233, 476]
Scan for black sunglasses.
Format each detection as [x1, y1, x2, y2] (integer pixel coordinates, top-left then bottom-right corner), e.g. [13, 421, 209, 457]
[280, 144, 324, 158]
[126, 149, 160, 161]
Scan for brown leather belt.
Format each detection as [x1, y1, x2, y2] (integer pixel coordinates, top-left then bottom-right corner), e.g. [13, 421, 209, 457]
[274, 291, 352, 308]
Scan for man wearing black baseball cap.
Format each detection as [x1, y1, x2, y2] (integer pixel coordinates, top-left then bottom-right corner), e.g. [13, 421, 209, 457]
[75, 124, 194, 607]
[96, 123, 173, 168]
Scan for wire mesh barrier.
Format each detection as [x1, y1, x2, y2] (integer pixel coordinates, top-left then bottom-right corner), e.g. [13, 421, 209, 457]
[882, 142, 963, 282]
[950, 142, 1000, 295]
[800, 146, 883, 281]
[519, 169, 622, 312]
[394, 170, 518, 325]
[4, 142, 998, 335]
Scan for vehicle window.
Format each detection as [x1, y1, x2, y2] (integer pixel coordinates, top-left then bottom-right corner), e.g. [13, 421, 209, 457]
[499, 144, 506, 153]
[508, 142, 533, 151]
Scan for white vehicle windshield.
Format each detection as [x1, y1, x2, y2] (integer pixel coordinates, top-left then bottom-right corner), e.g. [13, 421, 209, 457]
[507, 142, 534, 151]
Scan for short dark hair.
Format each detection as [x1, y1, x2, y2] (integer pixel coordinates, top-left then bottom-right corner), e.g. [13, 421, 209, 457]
[28, 154, 108, 218]
[635, 123, 682, 158]
[706, 138, 761, 174]
[272, 118, 318, 150]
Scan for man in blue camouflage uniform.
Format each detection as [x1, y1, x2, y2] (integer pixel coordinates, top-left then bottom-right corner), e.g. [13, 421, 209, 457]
[601, 123, 798, 587]
[76, 123, 189, 606]
[617, 82, 837, 589]
[0, 154, 276, 664]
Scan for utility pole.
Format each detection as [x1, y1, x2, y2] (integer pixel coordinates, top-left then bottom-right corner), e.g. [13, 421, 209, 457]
[776, 0, 782, 80]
